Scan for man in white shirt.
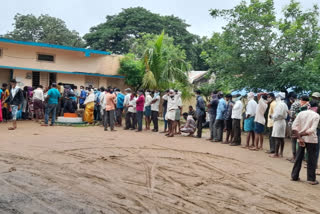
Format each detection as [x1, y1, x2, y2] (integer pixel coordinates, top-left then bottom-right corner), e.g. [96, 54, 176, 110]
[144, 90, 153, 130]
[165, 90, 181, 137]
[230, 94, 243, 146]
[123, 88, 132, 130]
[33, 85, 44, 122]
[243, 92, 257, 148]
[291, 101, 320, 185]
[161, 90, 169, 133]
[251, 94, 268, 151]
[270, 92, 288, 158]
[151, 90, 160, 132]
[127, 92, 137, 130]
[98, 87, 106, 126]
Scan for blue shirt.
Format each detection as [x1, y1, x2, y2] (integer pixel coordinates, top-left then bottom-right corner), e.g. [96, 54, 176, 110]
[116, 93, 125, 109]
[216, 98, 227, 120]
[79, 90, 87, 105]
[47, 88, 61, 104]
[0, 89, 3, 98]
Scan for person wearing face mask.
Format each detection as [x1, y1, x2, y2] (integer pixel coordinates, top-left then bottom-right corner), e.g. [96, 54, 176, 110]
[144, 90, 152, 130]
[243, 92, 257, 149]
[165, 90, 182, 137]
[135, 90, 145, 132]
[79, 86, 87, 109]
[266, 93, 277, 154]
[250, 93, 268, 151]
[270, 92, 288, 158]
[151, 90, 161, 132]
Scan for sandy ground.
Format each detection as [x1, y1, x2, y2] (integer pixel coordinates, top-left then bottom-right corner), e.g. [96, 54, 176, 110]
[1, 121, 320, 214]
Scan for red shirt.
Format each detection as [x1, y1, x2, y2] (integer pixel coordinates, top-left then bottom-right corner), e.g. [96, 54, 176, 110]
[136, 94, 145, 112]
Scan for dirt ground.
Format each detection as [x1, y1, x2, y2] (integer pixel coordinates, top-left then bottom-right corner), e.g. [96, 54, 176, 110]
[1, 121, 320, 214]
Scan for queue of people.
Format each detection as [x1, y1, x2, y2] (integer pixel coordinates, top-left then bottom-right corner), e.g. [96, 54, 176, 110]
[1, 79, 320, 184]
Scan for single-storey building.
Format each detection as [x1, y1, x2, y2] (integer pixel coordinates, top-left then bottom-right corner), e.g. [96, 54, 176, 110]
[0, 38, 125, 89]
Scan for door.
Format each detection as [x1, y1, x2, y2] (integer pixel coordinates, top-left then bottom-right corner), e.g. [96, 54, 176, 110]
[0, 69, 11, 85]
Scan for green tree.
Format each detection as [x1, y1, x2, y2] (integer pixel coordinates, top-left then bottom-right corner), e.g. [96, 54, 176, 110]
[141, 32, 191, 90]
[3, 14, 85, 47]
[207, 0, 320, 92]
[118, 54, 144, 90]
[83, 7, 202, 69]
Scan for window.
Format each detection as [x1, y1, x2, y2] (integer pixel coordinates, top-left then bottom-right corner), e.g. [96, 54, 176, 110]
[0, 48, 2, 57]
[37, 54, 55, 62]
[32, 72, 40, 87]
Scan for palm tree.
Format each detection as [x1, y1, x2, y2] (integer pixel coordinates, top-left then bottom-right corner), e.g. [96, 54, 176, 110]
[142, 31, 191, 90]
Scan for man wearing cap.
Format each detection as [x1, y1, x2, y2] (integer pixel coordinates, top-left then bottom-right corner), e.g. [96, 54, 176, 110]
[4, 79, 24, 130]
[270, 92, 288, 158]
[311, 92, 320, 174]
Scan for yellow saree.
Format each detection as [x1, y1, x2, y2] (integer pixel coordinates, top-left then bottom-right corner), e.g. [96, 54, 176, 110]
[83, 101, 94, 123]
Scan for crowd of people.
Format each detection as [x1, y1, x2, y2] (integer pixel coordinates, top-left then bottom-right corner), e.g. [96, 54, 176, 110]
[1, 79, 320, 184]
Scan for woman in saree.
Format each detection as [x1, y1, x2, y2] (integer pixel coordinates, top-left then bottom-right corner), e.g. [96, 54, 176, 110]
[83, 89, 95, 123]
[1, 83, 10, 121]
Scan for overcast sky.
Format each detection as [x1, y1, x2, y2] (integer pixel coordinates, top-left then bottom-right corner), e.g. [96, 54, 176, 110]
[1, 0, 319, 38]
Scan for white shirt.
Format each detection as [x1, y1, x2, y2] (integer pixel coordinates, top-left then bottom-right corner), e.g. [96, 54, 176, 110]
[123, 93, 131, 107]
[177, 96, 182, 107]
[99, 92, 106, 109]
[128, 97, 137, 113]
[11, 86, 19, 98]
[292, 110, 320, 144]
[33, 88, 44, 101]
[246, 99, 257, 117]
[162, 94, 168, 101]
[254, 99, 268, 125]
[231, 100, 243, 119]
[144, 94, 153, 107]
[167, 92, 181, 111]
[151, 95, 160, 112]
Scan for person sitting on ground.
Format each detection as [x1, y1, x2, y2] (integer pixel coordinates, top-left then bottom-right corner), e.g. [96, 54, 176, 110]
[251, 93, 268, 151]
[181, 112, 196, 137]
[291, 101, 320, 185]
